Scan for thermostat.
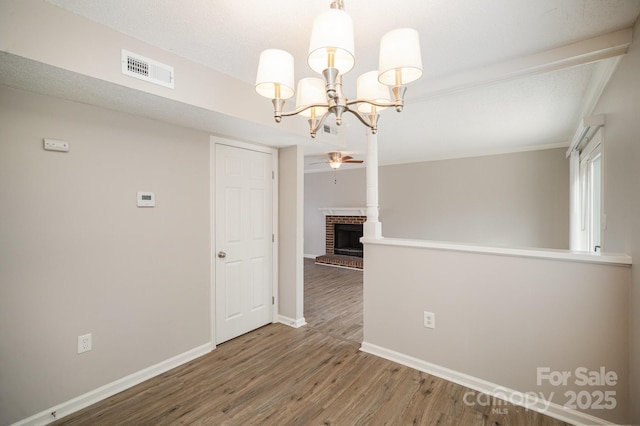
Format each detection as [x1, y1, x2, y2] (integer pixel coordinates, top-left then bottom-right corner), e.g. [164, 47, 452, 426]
[137, 191, 155, 207]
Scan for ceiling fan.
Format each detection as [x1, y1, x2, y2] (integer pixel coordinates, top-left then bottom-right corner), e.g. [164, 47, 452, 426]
[312, 152, 364, 169]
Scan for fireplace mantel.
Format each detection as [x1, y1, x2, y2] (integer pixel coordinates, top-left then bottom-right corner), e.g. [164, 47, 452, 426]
[320, 207, 367, 216]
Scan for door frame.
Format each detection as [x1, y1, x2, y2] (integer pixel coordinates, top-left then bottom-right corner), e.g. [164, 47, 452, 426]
[210, 135, 279, 348]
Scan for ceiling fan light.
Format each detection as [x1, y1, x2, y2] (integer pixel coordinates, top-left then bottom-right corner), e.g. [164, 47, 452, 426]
[329, 161, 342, 169]
[378, 28, 423, 86]
[296, 77, 328, 117]
[255, 49, 295, 99]
[307, 8, 355, 75]
[357, 70, 390, 113]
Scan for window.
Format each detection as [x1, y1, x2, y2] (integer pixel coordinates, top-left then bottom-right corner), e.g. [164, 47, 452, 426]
[570, 129, 603, 252]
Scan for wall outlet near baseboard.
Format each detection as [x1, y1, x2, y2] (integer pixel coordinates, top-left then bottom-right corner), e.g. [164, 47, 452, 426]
[424, 311, 435, 329]
[77, 333, 92, 354]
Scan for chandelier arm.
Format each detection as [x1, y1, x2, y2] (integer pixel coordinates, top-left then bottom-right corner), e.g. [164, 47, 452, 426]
[309, 111, 332, 138]
[277, 102, 331, 118]
[346, 98, 399, 108]
[344, 107, 376, 131]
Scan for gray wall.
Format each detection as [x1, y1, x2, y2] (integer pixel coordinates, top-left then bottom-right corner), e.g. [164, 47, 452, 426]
[304, 148, 569, 256]
[0, 86, 212, 424]
[278, 146, 305, 324]
[363, 242, 630, 424]
[379, 149, 569, 248]
[592, 16, 640, 424]
[304, 168, 366, 256]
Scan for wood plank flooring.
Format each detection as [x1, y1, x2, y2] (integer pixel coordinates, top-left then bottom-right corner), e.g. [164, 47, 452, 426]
[304, 259, 363, 343]
[53, 260, 569, 425]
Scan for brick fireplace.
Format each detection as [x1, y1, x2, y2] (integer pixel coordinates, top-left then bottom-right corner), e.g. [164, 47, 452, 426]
[315, 211, 366, 269]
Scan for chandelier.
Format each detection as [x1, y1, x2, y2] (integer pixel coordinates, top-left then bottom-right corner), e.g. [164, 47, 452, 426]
[255, 0, 423, 138]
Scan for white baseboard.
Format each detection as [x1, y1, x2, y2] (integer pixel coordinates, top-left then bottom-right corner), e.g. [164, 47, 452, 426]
[360, 342, 614, 426]
[278, 315, 307, 328]
[14, 343, 213, 426]
[304, 253, 320, 259]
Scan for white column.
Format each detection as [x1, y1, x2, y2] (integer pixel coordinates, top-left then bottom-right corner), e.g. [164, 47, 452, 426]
[363, 131, 382, 239]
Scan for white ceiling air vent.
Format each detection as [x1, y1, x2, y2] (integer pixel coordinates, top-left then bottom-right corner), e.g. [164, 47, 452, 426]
[321, 123, 339, 136]
[121, 50, 174, 88]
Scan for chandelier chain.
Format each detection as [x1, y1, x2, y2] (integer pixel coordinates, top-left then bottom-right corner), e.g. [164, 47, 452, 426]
[330, 0, 345, 10]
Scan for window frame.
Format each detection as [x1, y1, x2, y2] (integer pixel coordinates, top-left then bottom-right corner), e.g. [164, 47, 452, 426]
[571, 129, 603, 252]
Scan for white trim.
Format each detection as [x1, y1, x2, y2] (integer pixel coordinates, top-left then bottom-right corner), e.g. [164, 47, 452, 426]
[414, 28, 632, 101]
[214, 137, 276, 155]
[278, 315, 307, 328]
[209, 138, 217, 348]
[271, 148, 280, 323]
[379, 141, 570, 167]
[304, 253, 321, 259]
[569, 150, 581, 250]
[360, 342, 615, 426]
[566, 56, 621, 157]
[305, 164, 366, 174]
[361, 237, 631, 266]
[570, 128, 604, 252]
[319, 207, 367, 216]
[567, 114, 606, 157]
[306, 142, 570, 172]
[14, 344, 212, 426]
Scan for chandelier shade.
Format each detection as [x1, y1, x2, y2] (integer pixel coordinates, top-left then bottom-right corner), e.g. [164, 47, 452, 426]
[296, 77, 328, 117]
[378, 28, 423, 86]
[255, 49, 295, 100]
[307, 8, 355, 75]
[357, 71, 391, 113]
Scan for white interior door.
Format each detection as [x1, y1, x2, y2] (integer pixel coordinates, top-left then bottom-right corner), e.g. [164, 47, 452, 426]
[215, 143, 273, 344]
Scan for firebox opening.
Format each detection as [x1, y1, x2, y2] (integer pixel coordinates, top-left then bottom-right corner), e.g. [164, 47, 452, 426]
[334, 223, 364, 258]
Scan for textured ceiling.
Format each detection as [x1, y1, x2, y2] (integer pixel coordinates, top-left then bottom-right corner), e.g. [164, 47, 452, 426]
[45, 0, 640, 84]
[28, 1, 640, 169]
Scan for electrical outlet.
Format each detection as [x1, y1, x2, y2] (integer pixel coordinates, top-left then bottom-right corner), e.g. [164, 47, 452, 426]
[77, 333, 92, 354]
[424, 311, 435, 329]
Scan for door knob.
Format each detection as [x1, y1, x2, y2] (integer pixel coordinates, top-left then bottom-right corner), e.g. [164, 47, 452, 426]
[217, 251, 227, 259]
